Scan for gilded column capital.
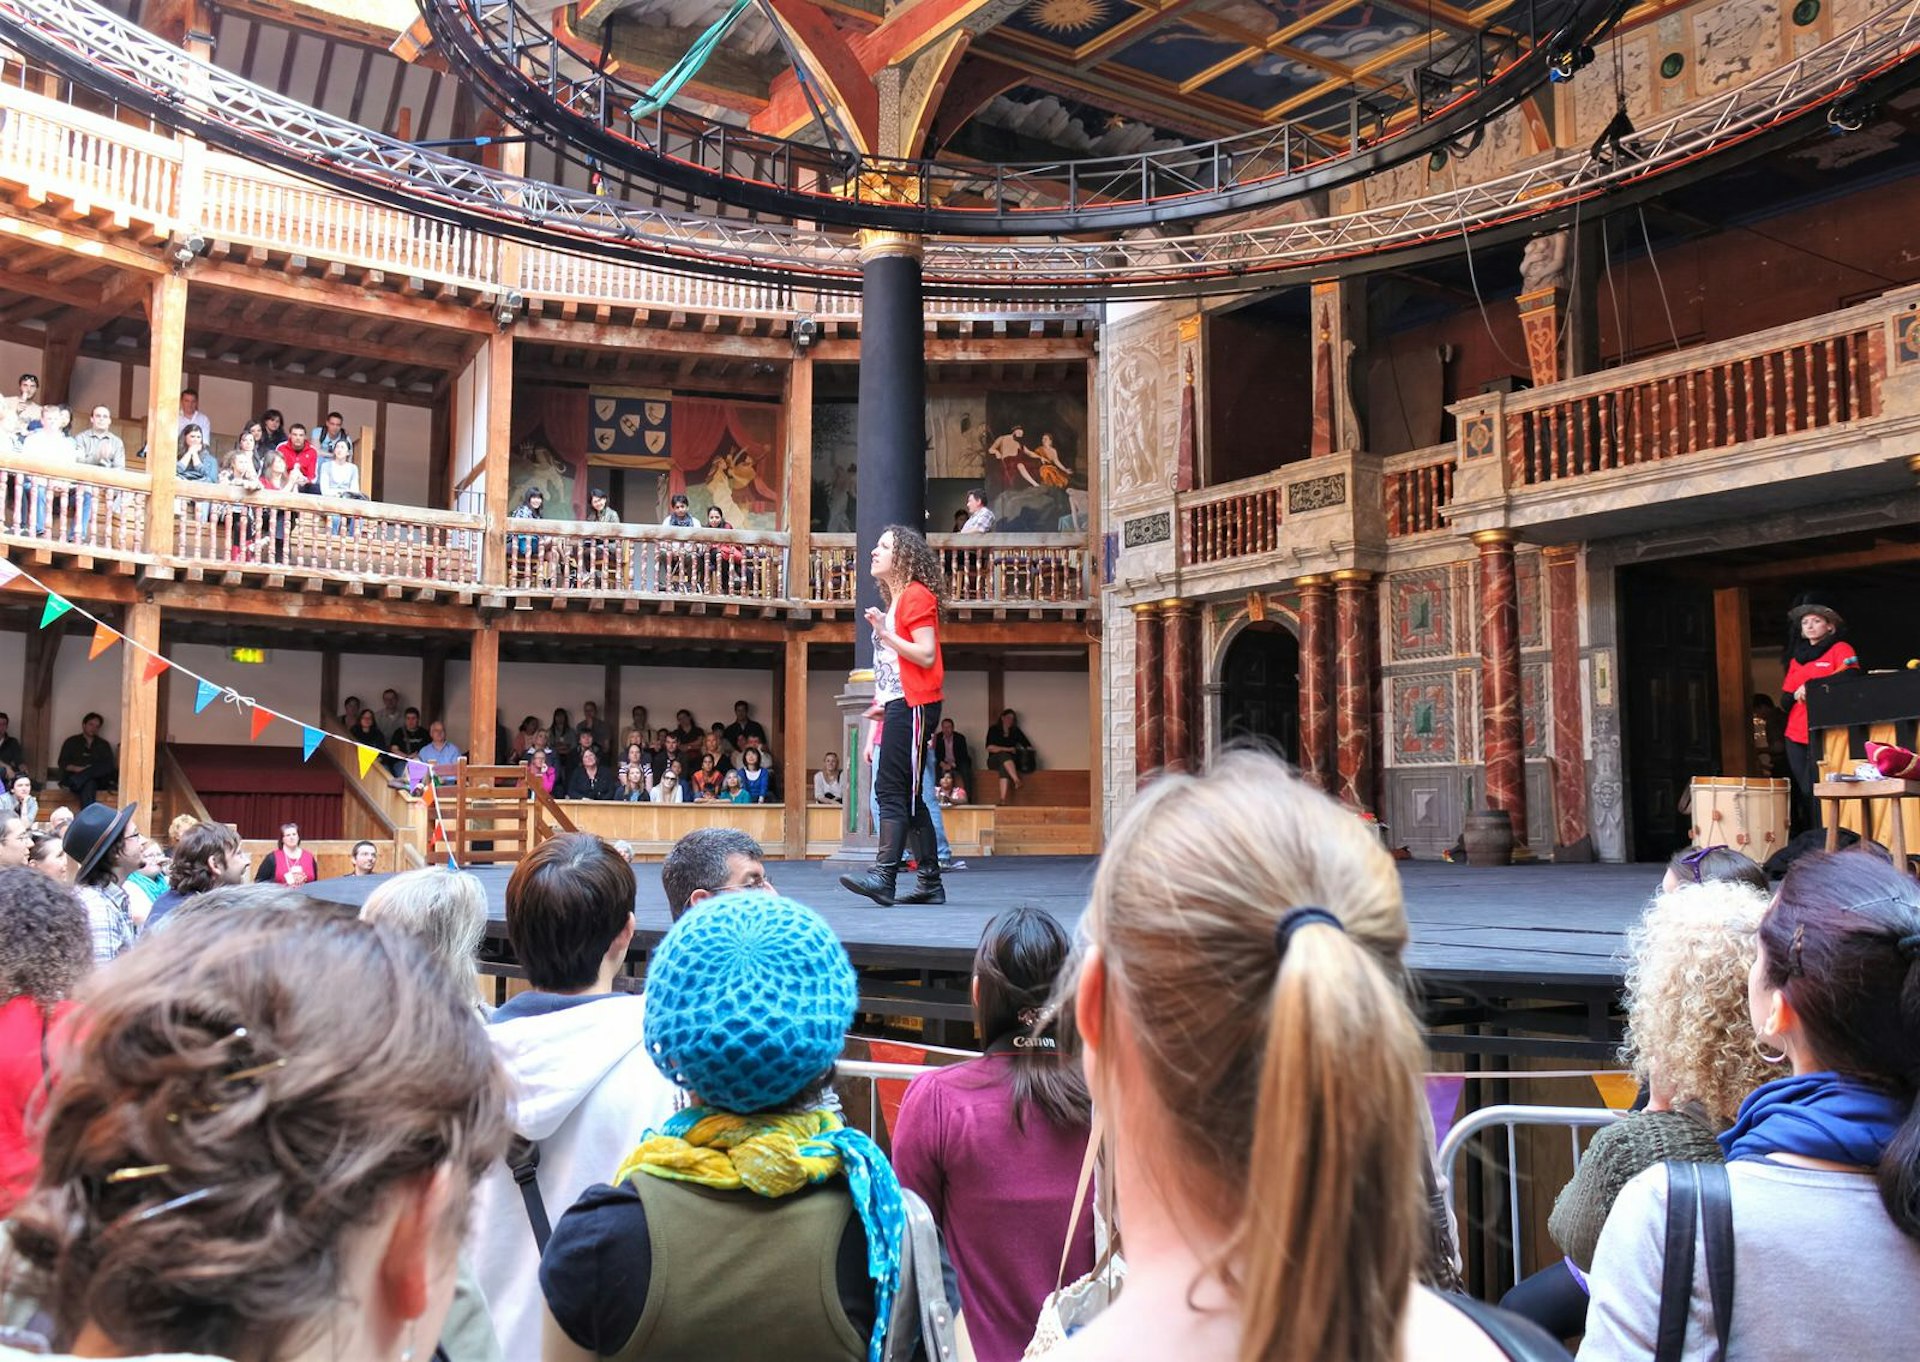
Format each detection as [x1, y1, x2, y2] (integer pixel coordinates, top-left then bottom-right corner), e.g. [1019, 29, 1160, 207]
[1470, 528, 1518, 549]
[1329, 568, 1374, 585]
[1294, 573, 1331, 589]
[857, 230, 923, 263]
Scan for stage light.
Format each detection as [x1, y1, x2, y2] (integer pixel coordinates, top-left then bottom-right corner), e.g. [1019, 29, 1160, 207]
[1547, 44, 1594, 83]
[493, 290, 524, 328]
[170, 234, 207, 271]
[791, 315, 819, 352]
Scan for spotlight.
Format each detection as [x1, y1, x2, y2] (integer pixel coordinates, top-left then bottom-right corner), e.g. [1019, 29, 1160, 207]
[791, 315, 819, 352]
[1547, 44, 1594, 83]
[1827, 94, 1871, 134]
[493, 290, 523, 329]
[169, 234, 207, 272]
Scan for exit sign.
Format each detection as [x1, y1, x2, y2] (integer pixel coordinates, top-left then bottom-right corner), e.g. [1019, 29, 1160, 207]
[228, 647, 269, 665]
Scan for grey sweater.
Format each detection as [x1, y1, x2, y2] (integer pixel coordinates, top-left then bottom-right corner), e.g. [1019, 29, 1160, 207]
[1548, 1108, 1724, 1270]
[1578, 1159, 1920, 1360]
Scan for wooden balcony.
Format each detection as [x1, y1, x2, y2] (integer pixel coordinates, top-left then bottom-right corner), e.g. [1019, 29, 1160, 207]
[500, 520, 789, 610]
[0, 458, 149, 568]
[1180, 469, 1286, 567]
[805, 533, 1093, 616]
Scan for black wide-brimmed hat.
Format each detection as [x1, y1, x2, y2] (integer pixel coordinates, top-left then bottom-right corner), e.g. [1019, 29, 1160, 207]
[63, 801, 137, 882]
[1788, 599, 1845, 632]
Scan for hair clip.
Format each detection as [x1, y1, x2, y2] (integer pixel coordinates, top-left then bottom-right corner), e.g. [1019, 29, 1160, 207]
[105, 1163, 171, 1184]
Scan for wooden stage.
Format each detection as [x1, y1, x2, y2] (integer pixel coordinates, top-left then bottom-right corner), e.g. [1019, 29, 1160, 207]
[307, 857, 1656, 1059]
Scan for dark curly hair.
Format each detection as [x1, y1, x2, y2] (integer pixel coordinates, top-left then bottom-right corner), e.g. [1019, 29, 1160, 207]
[0, 868, 89, 1006]
[877, 523, 947, 616]
[6, 901, 510, 1356]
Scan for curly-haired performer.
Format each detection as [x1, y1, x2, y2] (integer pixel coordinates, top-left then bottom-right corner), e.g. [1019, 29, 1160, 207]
[842, 524, 948, 906]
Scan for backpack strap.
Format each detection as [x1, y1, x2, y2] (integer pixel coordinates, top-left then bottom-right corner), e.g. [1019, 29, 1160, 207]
[1698, 1161, 1735, 1358]
[1654, 1161, 1701, 1362]
[505, 1134, 551, 1254]
[1446, 1293, 1575, 1361]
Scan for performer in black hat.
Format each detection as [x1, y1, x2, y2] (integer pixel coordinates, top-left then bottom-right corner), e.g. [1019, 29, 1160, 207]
[1781, 596, 1859, 833]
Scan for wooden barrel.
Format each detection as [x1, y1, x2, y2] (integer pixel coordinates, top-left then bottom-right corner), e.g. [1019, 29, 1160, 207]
[1462, 809, 1514, 867]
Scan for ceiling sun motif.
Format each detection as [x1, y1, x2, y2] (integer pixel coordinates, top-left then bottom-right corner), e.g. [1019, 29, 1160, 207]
[1024, 0, 1113, 34]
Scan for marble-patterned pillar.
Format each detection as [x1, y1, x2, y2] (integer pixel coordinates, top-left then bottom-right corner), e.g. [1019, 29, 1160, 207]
[1162, 600, 1200, 773]
[1132, 602, 1165, 786]
[1544, 546, 1588, 849]
[1297, 575, 1334, 792]
[1332, 569, 1376, 811]
[1475, 530, 1528, 847]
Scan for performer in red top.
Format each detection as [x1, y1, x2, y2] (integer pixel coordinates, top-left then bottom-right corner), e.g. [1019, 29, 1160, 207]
[1781, 598, 1859, 832]
[842, 524, 948, 906]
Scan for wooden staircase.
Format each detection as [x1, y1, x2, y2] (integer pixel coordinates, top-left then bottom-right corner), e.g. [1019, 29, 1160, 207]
[990, 803, 1094, 855]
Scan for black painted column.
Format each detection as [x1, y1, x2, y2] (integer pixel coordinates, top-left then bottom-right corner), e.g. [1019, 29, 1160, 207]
[835, 231, 926, 857]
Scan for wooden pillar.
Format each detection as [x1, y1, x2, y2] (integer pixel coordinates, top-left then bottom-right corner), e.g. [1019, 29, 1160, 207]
[467, 624, 499, 764]
[41, 319, 84, 405]
[784, 355, 813, 598]
[1309, 278, 1366, 456]
[143, 273, 186, 552]
[1132, 602, 1164, 786]
[320, 650, 340, 732]
[1473, 532, 1526, 846]
[117, 601, 161, 819]
[1332, 570, 1377, 811]
[424, 648, 450, 729]
[481, 333, 514, 586]
[1714, 585, 1753, 779]
[986, 661, 1005, 738]
[783, 633, 809, 860]
[21, 620, 66, 787]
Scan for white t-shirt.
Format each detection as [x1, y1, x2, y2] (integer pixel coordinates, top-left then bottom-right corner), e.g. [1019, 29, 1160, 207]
[874, 599, 903, 704]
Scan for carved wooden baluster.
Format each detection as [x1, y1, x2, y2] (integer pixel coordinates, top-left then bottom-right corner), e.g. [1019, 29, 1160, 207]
[1823, 336, 1841, 424]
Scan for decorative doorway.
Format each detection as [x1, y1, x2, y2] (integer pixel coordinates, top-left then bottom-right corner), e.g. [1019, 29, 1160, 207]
[1219, 622, 1301, 761]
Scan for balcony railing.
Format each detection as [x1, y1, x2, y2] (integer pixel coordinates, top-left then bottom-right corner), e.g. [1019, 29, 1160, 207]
[808, 535, 857, 606]
[1385, 445, 1457, 536]
[171, 485, 485, 589]
[1181, 470, 1286, 566]
[0, 458, 149, 558]
[502, 520, 789, 603]
[806, 533, 1092, 609]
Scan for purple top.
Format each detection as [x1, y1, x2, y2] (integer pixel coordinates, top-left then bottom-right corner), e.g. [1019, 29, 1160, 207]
[891, 1055, 1095, 1362]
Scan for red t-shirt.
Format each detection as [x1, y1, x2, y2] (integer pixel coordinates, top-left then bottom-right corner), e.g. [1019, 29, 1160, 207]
[895, 581, 944, 707]
[1782, 639, 1859, 743]
[0, 996, 71, 1217]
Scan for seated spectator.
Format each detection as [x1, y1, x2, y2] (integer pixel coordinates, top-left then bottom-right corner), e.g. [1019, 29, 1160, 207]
[348, 840, 379, 875]
[894, 907, 1093, 1362]
[176, 386, 212, 445]
[0, 814, 28, 871]
[21, 403, 73, 463]
[277, 422, 320, 492]
[724, 699, 768, 751]
[1580, 851, 1920, 1360]
[124, 839, 167, 924]
[738, 746, 771, 804]
[814, 751, 844, 805]
[317, 434, 360, 501]
[937, 770, 967, 806]
[316, 409, 351, 456]
[722, 770, 750, 803]
[257, 406, 286, 448]
[339, 694, 364, 733]
[932, 716, 972, 781]
[539, 893, 926, 1361]
[174, 423, 217, 483]
[57, 711, 116, 805]
[1502, 880, 1771, 1339]
[565, 745, 616, 801]
[419, 720, 463, 774]
[703, 725, 735, 768]
[576, 701, 612, 754]
[470, 834, 679, 1361]
[390, 707, 431, 759]
[257, 448, 294, 492]
[960, 487, 995, 533]
[623, 705, 650, 753]
[142, 819, 251, 929]
[3, 901, 508, 1362]
[526, 746, 557, 796]
[614, 765, 648, 803]
[1661, 844, 1769, 895]
[984, 709, 1034, 803]
[26, 830, 67, 883]
[509, 714, 540, 761]
[671, 708, 701, 749]
[619, 741, 650, 784]
[254, 821, 319, 887]
[660, 827, 773, 921]
[0, 712, 23, 784]
[72, 403, 124, 473]
[691, 752, 725, 802]
[1062, 751, 1540, 1360]
[652, 759, 688, 804]
[651, 728, 678, 778]
[0, 868, 89, 1217]
[350, 706, 387, 752]
[64, 801, 143, 965]
[361, 867, 489, 1016]
[8, 773, 37, 827]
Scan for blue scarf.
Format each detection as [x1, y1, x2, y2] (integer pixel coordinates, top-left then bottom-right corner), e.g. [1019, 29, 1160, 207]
[1718, 1071, 1908, 1167]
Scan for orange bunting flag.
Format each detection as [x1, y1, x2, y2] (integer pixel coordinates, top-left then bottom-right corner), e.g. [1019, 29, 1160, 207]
[141, 653, 171, 684]
[88, 622, 118, 660]
[249, 706, 274, 741]
[356, 745, 381, 778]
[1592, 1073, 1640, 1111]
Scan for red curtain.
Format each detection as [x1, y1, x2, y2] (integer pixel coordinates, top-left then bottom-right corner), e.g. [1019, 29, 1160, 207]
[670, 399, 781, 512]
[512, 388, 592, 514]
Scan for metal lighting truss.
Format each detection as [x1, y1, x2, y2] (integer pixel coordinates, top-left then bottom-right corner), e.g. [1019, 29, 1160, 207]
[0, 0, 1913, 299]
[428, 0, 1626, 235]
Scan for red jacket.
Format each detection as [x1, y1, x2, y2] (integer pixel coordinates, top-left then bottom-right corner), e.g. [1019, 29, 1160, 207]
[0, 996, 71, 1217]
[277, 439, 319, 485]
[1783, 639, 1859, 743]
[894, 582, 944, 707]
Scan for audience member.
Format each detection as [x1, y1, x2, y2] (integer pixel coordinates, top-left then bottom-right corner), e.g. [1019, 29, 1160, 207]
[660, 826, 773, 922]
[565, 745, 616, 801]
[663, 492, 696, 529]
[1503, 881, 1771, 1338]
[894, 907, 1092, 1362]
[3, 901, 509, 1362]
[339, 694, 364, 732]
[652, 759, 687, 804]
[317, 436, 360, 499]
[21, 403, 72, 463]
[350, 706, 386, 751]
[938, 770, 967, 806]
[614, 765, 648, 802]
[390, 708, 431, 758]
[813, 751, 844, 805]
[576, 702, 612, 753]
[146, 820, 251, 929]
[1579, 850, 1920, 1359]
[721, 770, 749, 803]
[960, 488, 995, 533]
[738, 746, 771, 804]
[699, 728, 733, 773]
[724, 700, 768, 751]
[72, 404, 124, 472]
[0, 868, 88, 1218]
[526, 747, 557, 796]
[124, 839, 167, 923]
[45, 806, 73, 838]
[932, 716, 972, 782]
[624, 705, 650, 752]
[6, 774, 34, 827]
[175, 424, 217, 484]
[548, 707, 576, 767]
[254, 822, 319, 887]
[316, 410, 351, 455]
[361, 867, 489, 1014]
[26, 831, 67, 883]
[257, 407, 286, 447]
[375, 689, 406, 736]
[57, 710, 116, 805]
[0, 815, 28, 871]
[277, 422, 320, 492]
[166, 813, 198, 845]
[671, 709, 701, 748]
[0, 713, 23, 783]
[690, 752, 724, 802]
[1661, 844, 1770, 895]
[538, 893, 929, 1361]
[419, 720, 463, 773]
[348, 839, 379, 875]
[1058, 751, 1537, 1360]
[176, 387, 212, 445]
[1, 373, 39, 427]
[469, 834, 678, 1362]
[984, 709, 1034, 803]
[64, 802, 144, 965]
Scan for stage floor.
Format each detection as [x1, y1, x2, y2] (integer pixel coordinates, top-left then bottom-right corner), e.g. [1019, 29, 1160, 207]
[307, 855, 1654, 993]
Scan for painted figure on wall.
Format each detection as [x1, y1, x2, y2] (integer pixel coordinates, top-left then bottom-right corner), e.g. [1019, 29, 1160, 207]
[984, 392, 1089, 531]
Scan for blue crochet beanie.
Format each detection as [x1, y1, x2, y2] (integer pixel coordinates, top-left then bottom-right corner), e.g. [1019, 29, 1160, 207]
[644, 892, 856, 1113]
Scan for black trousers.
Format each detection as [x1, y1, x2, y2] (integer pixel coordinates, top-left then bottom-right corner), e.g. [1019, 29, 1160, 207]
[1500, 1259, 1588, 1341]
[1786, 737, 1819, 834]
[875, 698, 940, 864]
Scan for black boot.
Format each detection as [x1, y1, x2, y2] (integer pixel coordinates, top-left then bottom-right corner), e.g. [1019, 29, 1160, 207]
[840, 819, 906, 906]
[895, 823, 945, 904]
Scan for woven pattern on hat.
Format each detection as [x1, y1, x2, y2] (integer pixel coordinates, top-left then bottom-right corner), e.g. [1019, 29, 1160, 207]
[644, 892, 856, 1113]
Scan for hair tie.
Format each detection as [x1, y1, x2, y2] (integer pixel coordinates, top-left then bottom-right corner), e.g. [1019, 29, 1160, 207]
[1898, 932, 1920, 961]
[1274, 907, 1344, 959]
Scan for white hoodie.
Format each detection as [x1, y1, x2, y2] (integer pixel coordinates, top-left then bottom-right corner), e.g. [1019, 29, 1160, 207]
[468, 992, 680, 1362]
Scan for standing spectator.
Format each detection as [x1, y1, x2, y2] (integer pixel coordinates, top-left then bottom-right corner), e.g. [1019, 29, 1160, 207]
[316, 409, 351, 455]
[576, 701, 612, 754]
[254, 822, 319, 886]
[548, 707, 576, 771]
[174, 424, 217, 484]
[360, 866, 490, 1014]
[64, 801, 143, 964]
[469, 834, 679, 1362]
[72, 404, 125, 475]
[22, 404, 75, 538]
[814, 751, 844, 804]
[625, 705, 650, 751]
[510, 487, 550, 585]
[144, 820, 251, 929]
[257, 407, 286, 448]
[0, 814, 29, 870]
[724, 699, 768, 751]
[671, 709, 702, 748]
[663, 492, 696, 529]
[348, 840, 380, 876]
[375, 689, 406, 736]
[57, 711, 116, 805]
[660, 827, 773, 921]
[697, 729, 733, 775]
[893, 907, 1093, 1362]
[277, 422, 320, 492]
[581, 487, 622, 589]
[737, 746, 771, 804]
[0, 373, 39, 428]
[658, 494, 698, 591]
[984, 708, 1034, 804]
[176, 387, 212, 446]
[960, 487, 996, 533]
[565, 746, 616, 801]
[0, 868, 90, 1217]
[0, 713, 26, 785]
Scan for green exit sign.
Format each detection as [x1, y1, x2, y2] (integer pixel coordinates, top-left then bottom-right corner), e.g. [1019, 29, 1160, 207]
[228, 647, 269, 665]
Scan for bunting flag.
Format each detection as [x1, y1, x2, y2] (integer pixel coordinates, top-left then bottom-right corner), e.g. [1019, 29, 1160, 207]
[249, 706, 274, 741]
[194, 679, 220, 714]
[301, 725, 325, 762]
[0, 554, 19, 587]
[356, 745, 381, 778]
[39, 595, 71, 629]
[1592, 1073, 1640, 1110]
[88, 621, 118, 660]
[141, 653, 171, 684]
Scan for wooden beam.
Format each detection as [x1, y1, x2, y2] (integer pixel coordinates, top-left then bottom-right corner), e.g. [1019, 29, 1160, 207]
[467, 623, 499, 763]
[480, 332, 513, 586]
[0, 213, 167, 278]
[1714, 586, 1752, 779]
[782, 631, 809, 859]
[114, 597, 163, 822]
[516, 317, 792, 360]
[190, 264, 492, 334]
[809, 335, 1094, 363]
[184, 309, 467, 371]
[143, 272, 185, 559]
[755, 0, 880, 151]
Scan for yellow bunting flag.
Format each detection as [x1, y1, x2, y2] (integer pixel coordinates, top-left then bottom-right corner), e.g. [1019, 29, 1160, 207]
[250, 706, 274, 741]
[357, 745, 381, 778]
[88, 622, 118, 660]
[141, 654, 171, 684]
[1592, 1073, 1640, 1110]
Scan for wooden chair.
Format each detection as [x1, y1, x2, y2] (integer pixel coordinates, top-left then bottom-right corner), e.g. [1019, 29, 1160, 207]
[1815, 777, 1920, 866]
